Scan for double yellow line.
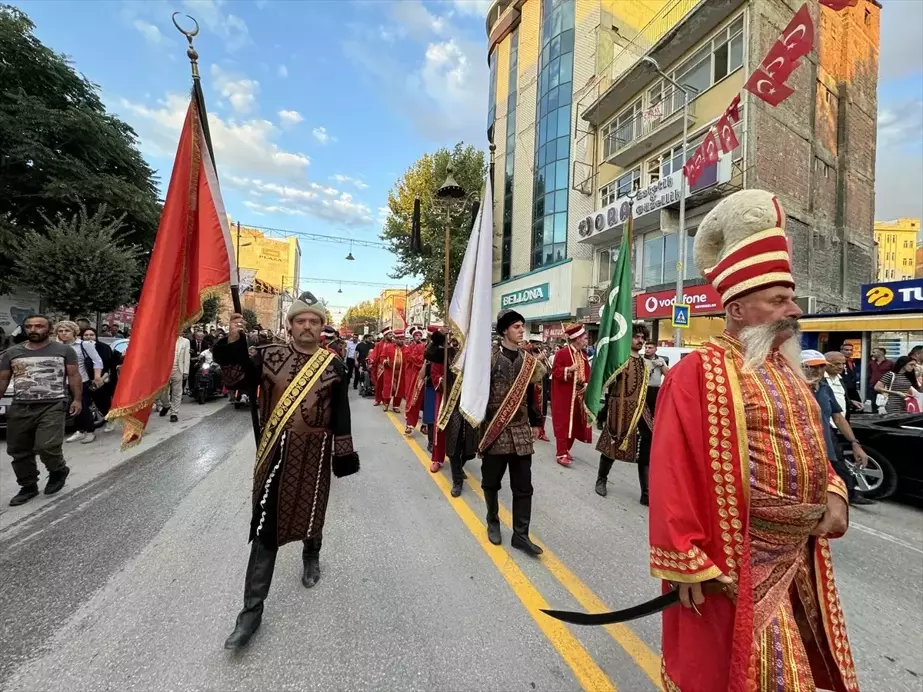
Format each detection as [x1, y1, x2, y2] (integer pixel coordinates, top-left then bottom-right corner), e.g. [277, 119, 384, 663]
[384, 413, 662, 691]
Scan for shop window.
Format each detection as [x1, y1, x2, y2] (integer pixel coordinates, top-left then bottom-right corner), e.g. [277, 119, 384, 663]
[617, 167, 641, 197]
[642, 232, 664, 288]
[597, 249, 611, 284]
[662, 232, 679, 284]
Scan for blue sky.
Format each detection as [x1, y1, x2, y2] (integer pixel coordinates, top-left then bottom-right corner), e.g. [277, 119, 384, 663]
[11, 0, 923, 320]
[13, 0, 494, 320]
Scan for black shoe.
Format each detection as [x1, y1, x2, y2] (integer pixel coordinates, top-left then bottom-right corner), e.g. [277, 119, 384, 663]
[225, 541, 277, 650]
[10, 485, 39, 506]
[170, 414, 178, 423]
[511, 533, 544, 556]
[301, 536, 321, 588]
[159, 406, 171, 417]
[850, 496, 876, 506]
[484, 490, 502, 545]
[44, 466, 70, 495]
[596, 457, 614, 498]
[595, 478, 608, 497]
[639, 494, 649, 507]
[451, 479, 463, 497]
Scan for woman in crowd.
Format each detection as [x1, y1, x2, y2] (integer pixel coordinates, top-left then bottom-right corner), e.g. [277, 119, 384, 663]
[56, 321, 103, 443]
[81, 327, 117, 433]
[875, 356, 919, 414]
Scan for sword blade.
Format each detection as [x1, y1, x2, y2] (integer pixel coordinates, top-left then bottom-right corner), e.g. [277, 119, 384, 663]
[541, 589, 680, 626]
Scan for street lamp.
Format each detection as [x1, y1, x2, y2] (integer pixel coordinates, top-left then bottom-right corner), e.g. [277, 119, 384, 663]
[345, 241, 355, 261]
[642, 56, 690, 348]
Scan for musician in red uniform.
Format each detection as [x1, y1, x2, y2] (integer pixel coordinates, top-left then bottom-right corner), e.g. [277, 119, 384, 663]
[387, 329, 407, 413]
[373, 329, 395, 409]
[403, 327, 426, 435]
[550, 324, 593, 466]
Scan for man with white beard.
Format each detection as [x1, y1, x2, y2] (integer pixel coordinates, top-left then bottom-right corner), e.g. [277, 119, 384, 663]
[648, 190, 858, 692]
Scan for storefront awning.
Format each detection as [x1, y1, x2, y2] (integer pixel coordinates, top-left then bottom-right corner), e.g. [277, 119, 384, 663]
[799, 312, 923, 332]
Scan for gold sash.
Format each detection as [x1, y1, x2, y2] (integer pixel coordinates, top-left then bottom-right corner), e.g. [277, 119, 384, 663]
[479, 351, 538, 453]
[254, 348, 334, 477]
[436, 371, 463, 431]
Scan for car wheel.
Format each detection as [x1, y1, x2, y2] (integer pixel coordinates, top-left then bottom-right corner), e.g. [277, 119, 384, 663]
[851, 446, 898, 500]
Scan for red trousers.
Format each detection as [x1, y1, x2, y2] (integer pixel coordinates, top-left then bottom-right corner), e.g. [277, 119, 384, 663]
[556, 436, 574, 457]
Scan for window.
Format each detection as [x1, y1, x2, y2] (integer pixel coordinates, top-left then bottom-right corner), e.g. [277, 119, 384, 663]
[501, 28, 519, 281]
[602, 99, 641, 158]
[531, 0, 575, 269]
[597, 248, 611, 284]
[642, 232, 664, 288]
[646, 156, 661, 185]
[616, 167, 641, 197]
[487, 50, 498, 131]
[600, 179, 617, 206]
[656, 144, 684, 178]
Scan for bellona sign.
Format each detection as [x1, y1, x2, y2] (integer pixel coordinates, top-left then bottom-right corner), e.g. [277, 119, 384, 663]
[501, 283, 550, 308]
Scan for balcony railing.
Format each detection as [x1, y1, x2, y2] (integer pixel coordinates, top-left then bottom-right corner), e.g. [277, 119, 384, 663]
[602, 85, 698, 163]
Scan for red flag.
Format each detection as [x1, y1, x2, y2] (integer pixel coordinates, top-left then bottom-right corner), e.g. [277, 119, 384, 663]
[744, 67, 795, 106]
[716, 112, 740, 154]
[760, 39, 801, 85]
[108, 91, 234, 448]
[683, 149, 706, 186]
[702, 129, 721, 165]
[725, 94, 741, 123]
[819, 0, 857, 10]
[779, 4, 814, 63]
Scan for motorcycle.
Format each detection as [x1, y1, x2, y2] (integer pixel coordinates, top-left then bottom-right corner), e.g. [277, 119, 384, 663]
[190, 350, 223, 404]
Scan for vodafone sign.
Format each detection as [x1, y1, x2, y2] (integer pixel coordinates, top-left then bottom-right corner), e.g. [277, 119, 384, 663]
[635, 286, 724, 319]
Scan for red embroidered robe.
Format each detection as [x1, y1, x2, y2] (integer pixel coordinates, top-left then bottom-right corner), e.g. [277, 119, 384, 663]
[649, 333, 858, 692]
[403, 341, 426, 427]
[550, 346, 593, 449]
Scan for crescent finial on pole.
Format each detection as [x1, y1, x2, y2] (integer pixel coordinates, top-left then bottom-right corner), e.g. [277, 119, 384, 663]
[172, 12, 201, 79]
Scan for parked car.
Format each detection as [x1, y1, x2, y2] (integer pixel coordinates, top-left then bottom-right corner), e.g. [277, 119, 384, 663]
[847, 412, 923, 501]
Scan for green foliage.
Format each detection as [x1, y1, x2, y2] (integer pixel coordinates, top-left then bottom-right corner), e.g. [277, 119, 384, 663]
[200, 296, 220, 325]
[241, 308, 259, 331]
[12, 205, 141, 318]
[341, 298, 381, 332]
[380, 143, 486, 301]
[0, 5, 161, 294]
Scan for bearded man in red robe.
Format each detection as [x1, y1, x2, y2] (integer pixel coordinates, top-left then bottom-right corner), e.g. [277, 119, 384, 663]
[550, 324, 593, 466]
[403, 327, 426, 434]
[649, 190, 858, 692]
[374, 329, 397, 410]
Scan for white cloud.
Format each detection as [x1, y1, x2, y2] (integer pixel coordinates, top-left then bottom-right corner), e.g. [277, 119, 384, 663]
[183, 0, 251, 52]
[876, 99, 923, 220]
[312, 126, 336, 144]
[210, 65, 259, 114]
[278, 64, 289, 78]
[278, 109, 304, 128]
[115, 92, 310, 180]
[452, 0, 492, 16]
[389, 0, 447, 40]
[331, 174, 369, 190]
[230, 177, 375, 226]
[132, 19, 168, 46]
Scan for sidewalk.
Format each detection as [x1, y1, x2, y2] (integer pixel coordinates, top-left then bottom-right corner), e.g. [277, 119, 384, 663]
[0, 397, 229, 531]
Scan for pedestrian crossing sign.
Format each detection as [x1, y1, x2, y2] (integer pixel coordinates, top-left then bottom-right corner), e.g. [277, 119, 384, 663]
[672, 304, 690, 328]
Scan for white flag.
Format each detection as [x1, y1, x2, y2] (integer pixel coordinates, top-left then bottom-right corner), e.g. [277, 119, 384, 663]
[448, 173, 493, 426]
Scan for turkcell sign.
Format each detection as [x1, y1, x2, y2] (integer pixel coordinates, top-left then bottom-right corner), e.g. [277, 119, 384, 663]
[860, 278, 923, 312]
[501, 283, 550, 308]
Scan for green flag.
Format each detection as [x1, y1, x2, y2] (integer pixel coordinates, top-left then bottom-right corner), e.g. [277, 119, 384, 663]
[585, 228, 633, 422]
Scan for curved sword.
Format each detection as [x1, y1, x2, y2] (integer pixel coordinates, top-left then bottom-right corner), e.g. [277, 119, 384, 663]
[541, 581, 733, 626]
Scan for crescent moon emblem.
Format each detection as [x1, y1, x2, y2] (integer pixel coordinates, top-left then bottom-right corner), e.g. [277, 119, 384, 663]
[172, 12, 200, 38]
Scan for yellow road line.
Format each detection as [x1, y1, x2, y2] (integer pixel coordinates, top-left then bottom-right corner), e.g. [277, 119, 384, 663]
[389, 414, 663, 689]
[385, 413, 616, 692]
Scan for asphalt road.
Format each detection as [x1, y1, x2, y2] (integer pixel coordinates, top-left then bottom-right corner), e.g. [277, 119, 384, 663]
[1, 392, 921, 691]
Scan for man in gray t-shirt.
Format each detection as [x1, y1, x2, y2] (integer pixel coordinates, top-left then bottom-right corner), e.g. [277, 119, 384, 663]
[0, 315, 81, 506]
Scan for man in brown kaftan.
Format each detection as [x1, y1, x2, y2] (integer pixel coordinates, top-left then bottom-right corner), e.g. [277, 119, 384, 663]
[214, 291, 359, 650]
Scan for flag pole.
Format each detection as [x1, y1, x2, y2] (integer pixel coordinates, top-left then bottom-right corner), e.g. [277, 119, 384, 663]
[614, 200, 635, 441]
[173, 13, 242, 316]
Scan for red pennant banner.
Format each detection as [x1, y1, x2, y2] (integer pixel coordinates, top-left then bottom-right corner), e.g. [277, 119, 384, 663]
[726, 94, 741, 123]
[819, 0, 857, 10]
[780, 4, 814, 62]
[702, 129, 721, 165]
[744, 67, 796, 106]
[716, 113, 740, 154]
[744, 2, 813, 107]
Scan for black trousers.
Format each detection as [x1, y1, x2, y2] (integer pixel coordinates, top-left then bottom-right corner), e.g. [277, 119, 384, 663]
[346, 358, 357, 388]
[75, 385, 95, 433]
[831, 436, 858, 498]
[481, 453, 533, 498]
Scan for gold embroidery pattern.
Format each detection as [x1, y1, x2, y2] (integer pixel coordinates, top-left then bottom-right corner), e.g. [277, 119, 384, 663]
[702, 343, 745, 581]
[479, 351, 537, 453]
[650, 545, 711, 573]
[254, 349, 334, 478]
[661, 659, 682, 692]
[436, 372, 463, 431]
[817, 539, 860, 691]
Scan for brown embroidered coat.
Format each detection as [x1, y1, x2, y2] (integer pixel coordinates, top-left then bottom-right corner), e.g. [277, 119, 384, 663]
[214, 338, 357, 548]
[480, 345, 546, 457]
[596, 354, 651, 462]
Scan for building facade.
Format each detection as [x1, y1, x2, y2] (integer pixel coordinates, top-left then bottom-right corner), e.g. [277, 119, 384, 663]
[874, 218, 920, 282]
[378, 289, 408, 332]
[486, 0, 880, 345]
[405, 284, 440, 327]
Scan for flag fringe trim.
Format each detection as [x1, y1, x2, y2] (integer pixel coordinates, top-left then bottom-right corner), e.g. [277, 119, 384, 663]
[584, 355, 633, 425]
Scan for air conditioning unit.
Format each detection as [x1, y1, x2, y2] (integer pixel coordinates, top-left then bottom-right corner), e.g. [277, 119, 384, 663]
[795, 295, 817, 314]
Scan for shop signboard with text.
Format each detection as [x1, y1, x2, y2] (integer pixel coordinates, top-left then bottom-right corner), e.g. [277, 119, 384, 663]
[861, 279, 923, 312]
[635, 285, 724, 320]
[501, 283, 550, 309]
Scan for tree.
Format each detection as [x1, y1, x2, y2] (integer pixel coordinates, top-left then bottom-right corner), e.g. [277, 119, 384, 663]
[380, 143, 486, 301]
[200, 296, 220, 324]
[341, 298, 381, 333]
[241, 308, 259, 331]
[0, 5, 161, 294]
[12, 205, 141, 318]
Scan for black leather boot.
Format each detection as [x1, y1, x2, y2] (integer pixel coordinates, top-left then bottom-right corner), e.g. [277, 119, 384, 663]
[484, 489, 502, 545]
[510, 495, 543, 556]
[301, 535, 322, 588]
[224, 541, 277, 649]
[449, 455, 464, 497]
[638, 461, 650, 506]
[596, 456, 614, 497]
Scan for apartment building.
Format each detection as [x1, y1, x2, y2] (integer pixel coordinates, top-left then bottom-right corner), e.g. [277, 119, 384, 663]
[874, 218, 920, 282]
[486, 0, 880, 345]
